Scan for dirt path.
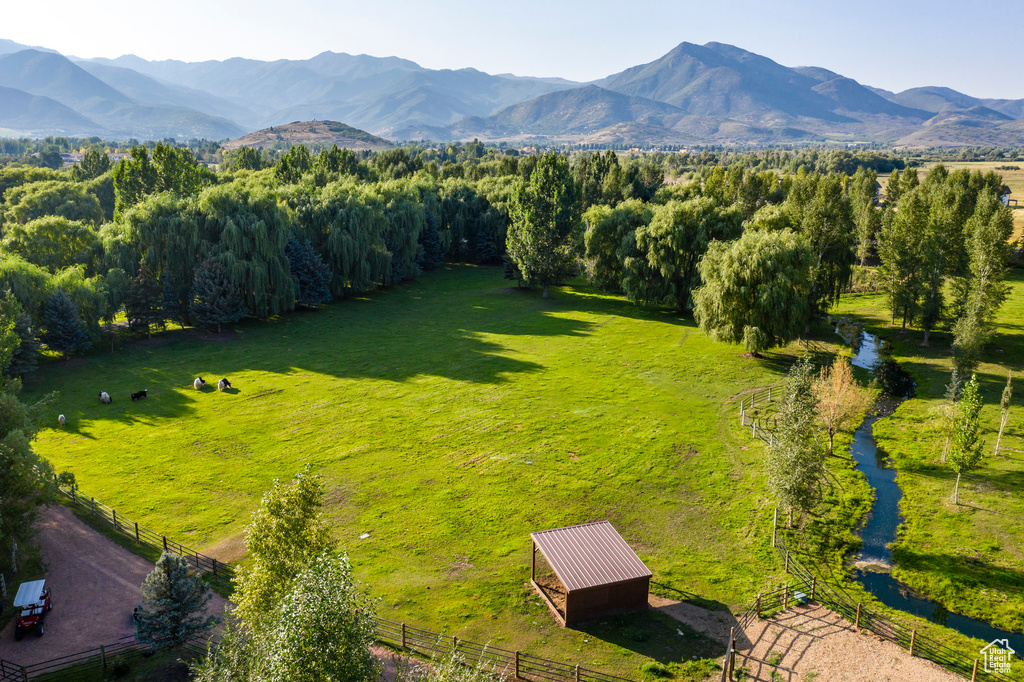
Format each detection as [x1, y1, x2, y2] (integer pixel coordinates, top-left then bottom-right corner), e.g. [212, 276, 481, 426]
[653, 598, 961, 682]
[0, 505, 228, 667]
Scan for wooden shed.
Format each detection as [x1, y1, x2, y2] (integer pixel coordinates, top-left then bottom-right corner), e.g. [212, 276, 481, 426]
[530, 520, 652, 626]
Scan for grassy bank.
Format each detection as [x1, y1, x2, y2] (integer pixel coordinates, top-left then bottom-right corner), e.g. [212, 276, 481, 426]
[832, 270, 1024, 635]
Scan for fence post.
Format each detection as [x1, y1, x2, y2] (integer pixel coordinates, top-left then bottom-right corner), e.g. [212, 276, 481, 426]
[909, 630, 916, 657]
[453, 635, 458, 653]
[971, 659, 979, 682]
[728, 627, 736, 678]
[783, 585, 789, 610]
[21, 665, 28, 682]
[71, 486, 76, 503]
[772, 508, 778, 548]
[212, 559, 218, 577]
[769, 433, 773, 447]
[113, 508, 118, 530]
[855, 603, 861, 630]
[741, 406, 745, 427]
[163, 536, 168, 552]
[575, 664, 580, 682]
[100, 644, 107, 670]
[401, 623, 406, 649]
[784, 551, 790, 574]
[515, 651, 521, 679]
[91, 497, 96, 515]
[810, 577, 816, 601]
[752, 422, 757, 439]
[768, 387, 771, 401]
[751, 392, 755, 408]
[134, 521, 140, 543]
[756, 593, 762, 618]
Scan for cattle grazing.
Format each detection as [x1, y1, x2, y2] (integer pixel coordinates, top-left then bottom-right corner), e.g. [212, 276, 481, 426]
[58, 414, 66, 427]
[193, 377, 206, 390]
[217, 378, 232, 391]
[99, 391, 112, 404]
[131, 389, 148, 401]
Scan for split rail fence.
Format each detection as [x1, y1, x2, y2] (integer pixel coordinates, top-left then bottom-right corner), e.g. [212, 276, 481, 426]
[0, 639, 205, 682]
[50, 476, 234, 591]
[724, 531, 1017, 682]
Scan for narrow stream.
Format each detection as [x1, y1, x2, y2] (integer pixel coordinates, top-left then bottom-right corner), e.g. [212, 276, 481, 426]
[849, 332, 1024, 654]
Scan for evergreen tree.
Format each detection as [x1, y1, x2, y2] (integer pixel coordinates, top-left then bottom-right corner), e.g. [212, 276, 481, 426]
[416, 212, 445, 270]
[0, 292, 20, 372]
[286, 238, 332, 308]
[136, 552, 217, 650]
[161, 271, 185, 328]
[125, 261, 163, 339]
[42, 288, 90, 359]
[190, 257, 247, 333]
[6, 309, 41, 378]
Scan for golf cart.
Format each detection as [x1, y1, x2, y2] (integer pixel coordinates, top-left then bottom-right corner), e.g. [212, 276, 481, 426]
[13, 579, 52, 640]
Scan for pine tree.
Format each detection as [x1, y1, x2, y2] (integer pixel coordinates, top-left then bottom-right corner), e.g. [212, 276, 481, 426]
[417, 212, 445, 270]
[136, 552, 217, 650]
[125, 261, 163, 339]
[286, 238, 332, 308]
[6, 310, 41, 378]
[190, 257, 247, 333]
[42, 288, 90, 359]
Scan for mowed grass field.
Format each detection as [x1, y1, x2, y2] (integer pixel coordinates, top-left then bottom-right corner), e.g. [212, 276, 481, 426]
[833, 270, 1024, 634]
[29, 265, 799, 674]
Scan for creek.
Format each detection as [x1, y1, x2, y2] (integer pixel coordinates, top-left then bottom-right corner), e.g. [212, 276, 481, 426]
[848, 332, 1023, 653]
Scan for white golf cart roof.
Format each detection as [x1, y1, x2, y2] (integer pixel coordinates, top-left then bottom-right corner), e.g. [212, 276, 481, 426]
[14, 579, 46, 607]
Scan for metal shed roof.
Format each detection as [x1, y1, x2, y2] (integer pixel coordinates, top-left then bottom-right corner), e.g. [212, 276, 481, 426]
[531, 520, 652, 592]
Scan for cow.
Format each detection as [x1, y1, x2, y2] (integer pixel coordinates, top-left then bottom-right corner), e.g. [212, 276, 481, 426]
[131, 389, 148, 401]
[217, 378, 232, 392]
[99, 391, 112, 404]
[58, 414, 66, 427]
[193, 377, 206, 390]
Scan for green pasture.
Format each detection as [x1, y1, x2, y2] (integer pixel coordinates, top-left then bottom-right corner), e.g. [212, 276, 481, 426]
[833, 270, 1024, 634]
[28, 265, 810, 675]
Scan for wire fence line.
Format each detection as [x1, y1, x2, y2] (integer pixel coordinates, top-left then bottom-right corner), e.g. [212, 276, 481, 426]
[747, 533, 1017, 682]
[0, 638, 206, 682]
[737, 385, 780, 445]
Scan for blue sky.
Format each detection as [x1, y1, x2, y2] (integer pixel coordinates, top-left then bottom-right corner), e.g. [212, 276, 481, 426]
[8, 0, 1024, 98]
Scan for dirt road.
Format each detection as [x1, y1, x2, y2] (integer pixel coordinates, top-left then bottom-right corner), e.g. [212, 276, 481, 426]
[0, 505, 227, 667]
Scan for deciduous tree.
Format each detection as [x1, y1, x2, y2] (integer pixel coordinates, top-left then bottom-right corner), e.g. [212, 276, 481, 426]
[949, 374, 984, 505]
[994, 371, 1012, 455]
[812, 358, 873, 456]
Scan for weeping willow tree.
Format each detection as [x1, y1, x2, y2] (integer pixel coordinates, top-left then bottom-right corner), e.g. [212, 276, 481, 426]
[377, 181, 425, 285]
[0, 254, 54, 324]
[200, 184, 296, 318]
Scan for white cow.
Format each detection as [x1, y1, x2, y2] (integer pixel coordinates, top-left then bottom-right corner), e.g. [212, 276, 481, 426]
[194, 377, 206, 390]
[99, 391, 112, 404]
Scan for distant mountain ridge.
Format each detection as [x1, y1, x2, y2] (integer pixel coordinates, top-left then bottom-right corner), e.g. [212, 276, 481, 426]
[0, 38, 1022, 146]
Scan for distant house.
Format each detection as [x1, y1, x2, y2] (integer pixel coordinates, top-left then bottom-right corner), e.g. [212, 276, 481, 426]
[999, 185, 1014, 206]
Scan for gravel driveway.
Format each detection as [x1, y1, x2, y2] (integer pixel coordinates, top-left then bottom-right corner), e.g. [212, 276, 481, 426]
[0, 505, 228, 667]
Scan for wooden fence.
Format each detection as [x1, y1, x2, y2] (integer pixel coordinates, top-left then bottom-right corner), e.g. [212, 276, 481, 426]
[758, 533, 1017, 682]
[50, 476, 234, 591]
[373, 617, 636, 682]
[0, 639, 205, 681]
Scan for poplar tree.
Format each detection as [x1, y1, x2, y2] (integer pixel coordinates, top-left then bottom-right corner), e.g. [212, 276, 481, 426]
[948, 374, 984, 505]
[135, 552, 217, 650]
[851, 167, 880, 265]
[189, 258, 247, 333]
[994, 372, 1012, 455]
[506, 152, 580, 298]
[766, 357, 823, 520]
[42, 288, 90, 359]
[877, 189, 928, 329]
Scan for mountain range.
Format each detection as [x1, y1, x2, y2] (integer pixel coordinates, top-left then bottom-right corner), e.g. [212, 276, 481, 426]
[0, 37, 1022, 146]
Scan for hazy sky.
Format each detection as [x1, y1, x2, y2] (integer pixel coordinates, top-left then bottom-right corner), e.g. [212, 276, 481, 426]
[6, 0, 1024, 98]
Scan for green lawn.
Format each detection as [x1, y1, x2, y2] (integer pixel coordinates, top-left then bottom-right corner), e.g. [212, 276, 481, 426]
[29, 265, 810, 676]
[832, 269, 1024, 635]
